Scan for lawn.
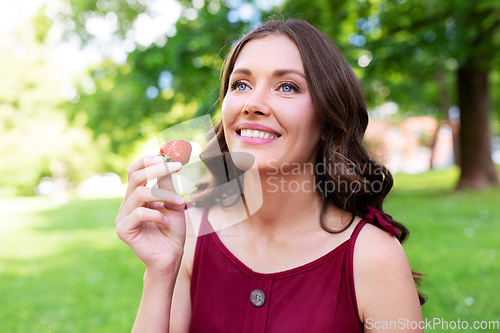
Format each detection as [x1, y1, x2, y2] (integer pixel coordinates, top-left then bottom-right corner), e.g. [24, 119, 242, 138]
[388, 167, 500, 331]
[0, 167, 498, 332]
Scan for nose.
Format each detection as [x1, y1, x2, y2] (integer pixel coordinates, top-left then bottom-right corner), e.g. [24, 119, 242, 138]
[242, 87, 272, 116]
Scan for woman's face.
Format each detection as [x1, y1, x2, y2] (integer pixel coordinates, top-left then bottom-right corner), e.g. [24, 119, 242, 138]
[221, 35, 322, 174]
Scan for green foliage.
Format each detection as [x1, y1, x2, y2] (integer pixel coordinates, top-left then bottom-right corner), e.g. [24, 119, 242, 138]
[360, 0, 500, 113]
[56, 0, 500, 180]
[6, 0, 498, 195]
[277, 0, 500, 119]
[0, 23, 109, 196]
[64, 0, 146, 45]
[65, 2, 247, 157]
[32, 5, 53, 43]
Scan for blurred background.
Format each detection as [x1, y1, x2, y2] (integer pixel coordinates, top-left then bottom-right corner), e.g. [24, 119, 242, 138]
[0, 0, 499, 332]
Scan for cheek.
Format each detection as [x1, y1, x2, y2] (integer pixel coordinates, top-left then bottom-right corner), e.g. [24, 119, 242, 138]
[289, 99, 317, 125]
[220, 98, 238, 147]
[221, 96, 240, 122]
[286, 100, 321, 144]
[220, 101, 231, 133]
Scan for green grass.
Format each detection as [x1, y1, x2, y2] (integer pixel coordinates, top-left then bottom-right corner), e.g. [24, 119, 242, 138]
[0, 198, 143, 332]
[0, 167, 499, 332]
[389, 167, 500, 331]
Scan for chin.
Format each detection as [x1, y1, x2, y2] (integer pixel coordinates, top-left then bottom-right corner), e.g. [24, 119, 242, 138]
[226, 148, 275, 173]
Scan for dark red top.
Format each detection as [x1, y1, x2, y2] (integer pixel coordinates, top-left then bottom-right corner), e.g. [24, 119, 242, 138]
[189, 207, 396, 332]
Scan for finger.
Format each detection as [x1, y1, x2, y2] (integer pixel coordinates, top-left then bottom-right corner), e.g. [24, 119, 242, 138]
[162, 200, 187, 213]
[158, 174, 176, 193]
[117, 201, 165, 226]
[122, 156, 165, 210]
[116, 207, 170, 242]
[145, 161, 182, 186]
[120, 186, 185, 217]
[128, 161, 181, 188]
[126, 155, 164, 182]
[151, 201, 169, 213]
[150, 201, 187, 218]
[124, 162, 182, 204]
[151, 187, 185, 206]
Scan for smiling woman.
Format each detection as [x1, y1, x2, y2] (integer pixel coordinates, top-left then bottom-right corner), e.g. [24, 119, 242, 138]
[116, 19, 425, 333]
[222, 35, 320, 173]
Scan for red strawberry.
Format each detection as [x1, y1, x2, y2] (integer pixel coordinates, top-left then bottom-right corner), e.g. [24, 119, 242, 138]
[159, 139, 192, 166]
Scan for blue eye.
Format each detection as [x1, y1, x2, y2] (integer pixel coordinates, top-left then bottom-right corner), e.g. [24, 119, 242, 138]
[279, 83, 299, 93]
[231, 81, 248, 91]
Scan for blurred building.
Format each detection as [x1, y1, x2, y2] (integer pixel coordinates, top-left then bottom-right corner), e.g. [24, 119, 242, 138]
[365, 115, 454, 174]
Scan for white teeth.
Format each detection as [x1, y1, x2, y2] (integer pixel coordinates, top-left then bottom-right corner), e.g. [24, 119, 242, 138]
[239, 129, 279, 139]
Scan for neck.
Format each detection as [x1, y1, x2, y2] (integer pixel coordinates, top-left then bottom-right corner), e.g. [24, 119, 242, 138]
[241, 168, 325, 242]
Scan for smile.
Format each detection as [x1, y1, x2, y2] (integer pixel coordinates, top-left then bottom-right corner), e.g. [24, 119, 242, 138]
[237, 129, 281, 139]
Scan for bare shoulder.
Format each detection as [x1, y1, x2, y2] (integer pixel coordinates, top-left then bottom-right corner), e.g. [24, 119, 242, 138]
[355, 223, 408, 266]
[353, 223, 423, 330]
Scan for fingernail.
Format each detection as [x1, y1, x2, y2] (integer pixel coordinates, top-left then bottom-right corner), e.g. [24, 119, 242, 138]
[171, 162, 182, 170]
[155, 156, 165, 163]
[164, 216, 170, 225]
[174, 194, 185, 204]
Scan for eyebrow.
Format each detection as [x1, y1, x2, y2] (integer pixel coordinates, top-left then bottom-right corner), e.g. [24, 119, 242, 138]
[231, 68, 306, 79]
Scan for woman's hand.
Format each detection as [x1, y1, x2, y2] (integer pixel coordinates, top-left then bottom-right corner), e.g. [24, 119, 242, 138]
[116, 155, 187, 278]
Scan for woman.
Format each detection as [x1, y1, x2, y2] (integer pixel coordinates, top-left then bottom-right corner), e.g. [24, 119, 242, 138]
[116, 19, 424, 332]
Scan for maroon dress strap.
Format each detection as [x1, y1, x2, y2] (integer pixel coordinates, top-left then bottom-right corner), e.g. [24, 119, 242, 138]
[344, 208, 400, 328]
[345, 220, 367, 328]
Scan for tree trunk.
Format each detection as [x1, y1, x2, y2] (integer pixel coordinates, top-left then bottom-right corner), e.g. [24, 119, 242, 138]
[456, 63, 499, 189]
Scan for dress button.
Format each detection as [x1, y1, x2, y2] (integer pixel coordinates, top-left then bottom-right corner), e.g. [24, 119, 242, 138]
[250, 289, 265, 307]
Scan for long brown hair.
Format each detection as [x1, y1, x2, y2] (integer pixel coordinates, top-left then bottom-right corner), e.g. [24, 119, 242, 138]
[192, 19, 425, 305]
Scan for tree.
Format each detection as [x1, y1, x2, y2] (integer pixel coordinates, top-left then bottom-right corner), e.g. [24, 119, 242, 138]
[0, 5, 112, 196]
[35, 0, 500, 189]
[280, 0, 500, 189]
[375, 0, 499, 189]
[35, 0, 264, 160]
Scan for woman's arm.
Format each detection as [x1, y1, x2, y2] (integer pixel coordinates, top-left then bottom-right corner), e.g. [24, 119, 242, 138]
[115, 155, 190, 333]
[132, 268, 181, 333]
[354, 223, 423, 333]
[169, 207, 201, 332]
[131, 206, 199, 333]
